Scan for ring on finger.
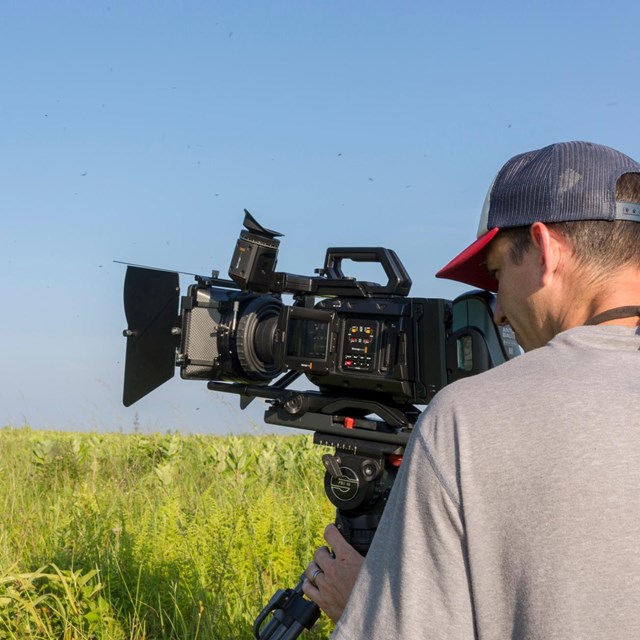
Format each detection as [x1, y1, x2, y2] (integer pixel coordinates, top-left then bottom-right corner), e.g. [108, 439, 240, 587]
[310, 567, 324, 587]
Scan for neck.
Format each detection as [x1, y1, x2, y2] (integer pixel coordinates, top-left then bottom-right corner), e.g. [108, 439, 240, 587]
[559, 267, 640, 330]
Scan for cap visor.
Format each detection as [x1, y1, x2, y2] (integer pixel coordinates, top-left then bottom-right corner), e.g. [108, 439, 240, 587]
[436, 228, 500, 292]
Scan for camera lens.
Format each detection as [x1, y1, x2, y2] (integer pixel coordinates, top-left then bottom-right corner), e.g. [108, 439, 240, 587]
[236, 296, 282, 380]
[254, 315, 278, 364]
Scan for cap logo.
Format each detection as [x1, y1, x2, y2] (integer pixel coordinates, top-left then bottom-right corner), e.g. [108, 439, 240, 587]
[557, 168, 582, 193]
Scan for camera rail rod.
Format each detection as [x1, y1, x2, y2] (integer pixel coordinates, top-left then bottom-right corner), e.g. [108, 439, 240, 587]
[207, 381, 414, 447]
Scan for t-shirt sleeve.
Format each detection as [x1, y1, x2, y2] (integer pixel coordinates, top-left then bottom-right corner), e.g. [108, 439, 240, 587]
[331, 404, 475, 639]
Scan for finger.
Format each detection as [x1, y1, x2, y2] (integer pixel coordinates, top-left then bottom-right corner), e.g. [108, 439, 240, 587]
[301, 575, 320, 599]
[313, 544, 333, 568]
[324, 524, 353, 554]
[304, 561, 320, 583]
[312, 567, 324, 586]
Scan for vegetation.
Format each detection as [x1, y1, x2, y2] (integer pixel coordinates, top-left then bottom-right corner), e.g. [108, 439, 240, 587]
[0, 427, 335, 639]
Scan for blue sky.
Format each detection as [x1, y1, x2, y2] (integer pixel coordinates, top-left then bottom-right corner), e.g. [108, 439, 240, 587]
[1, 0, 638, 434]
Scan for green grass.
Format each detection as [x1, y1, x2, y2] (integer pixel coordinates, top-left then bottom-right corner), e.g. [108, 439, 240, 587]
[0, 427, 335, 639]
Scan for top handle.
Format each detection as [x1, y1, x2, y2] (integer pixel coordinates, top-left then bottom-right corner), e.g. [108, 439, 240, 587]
[323, 247, 412, 296]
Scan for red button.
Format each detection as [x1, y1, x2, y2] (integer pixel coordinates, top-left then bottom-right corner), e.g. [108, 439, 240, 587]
[388, 454, 403, 467]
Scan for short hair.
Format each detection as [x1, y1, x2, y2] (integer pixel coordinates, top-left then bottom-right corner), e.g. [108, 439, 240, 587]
[500, 172, 640, 274]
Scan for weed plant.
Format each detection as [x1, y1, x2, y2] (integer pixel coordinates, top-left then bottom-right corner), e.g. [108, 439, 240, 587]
[0, 427, 335, 639]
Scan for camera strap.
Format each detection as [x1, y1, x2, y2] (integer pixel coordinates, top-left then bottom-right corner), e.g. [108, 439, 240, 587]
[584, 306, 640, 326]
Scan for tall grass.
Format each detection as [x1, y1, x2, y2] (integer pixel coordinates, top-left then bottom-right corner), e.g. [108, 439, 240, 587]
[0, 427, 335, 639]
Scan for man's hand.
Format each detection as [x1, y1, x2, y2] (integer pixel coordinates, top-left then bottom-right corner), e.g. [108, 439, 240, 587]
[301, 524, 365, 623]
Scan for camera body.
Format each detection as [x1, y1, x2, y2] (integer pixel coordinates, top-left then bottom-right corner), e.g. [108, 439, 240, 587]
[178, 283, 451, 406]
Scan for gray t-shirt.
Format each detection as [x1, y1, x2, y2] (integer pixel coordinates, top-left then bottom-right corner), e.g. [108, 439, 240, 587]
[331, 326, 640, 639]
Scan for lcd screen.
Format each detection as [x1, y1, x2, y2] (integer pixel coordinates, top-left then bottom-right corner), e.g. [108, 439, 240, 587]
[286, 317, 330, 359]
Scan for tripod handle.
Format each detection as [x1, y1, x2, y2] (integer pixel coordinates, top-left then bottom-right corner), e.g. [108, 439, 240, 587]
[253, 576, 321, 640]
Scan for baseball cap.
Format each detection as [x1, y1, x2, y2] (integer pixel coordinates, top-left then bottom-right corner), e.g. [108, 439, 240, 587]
[436, 141, 640, 292]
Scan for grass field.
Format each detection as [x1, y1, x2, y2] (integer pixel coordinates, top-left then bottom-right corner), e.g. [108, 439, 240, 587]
[0, 427, 335, 639]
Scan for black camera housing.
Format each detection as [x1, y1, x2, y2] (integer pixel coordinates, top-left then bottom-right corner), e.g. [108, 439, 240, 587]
[278, 297, 450, 404]
[176, 282, 450, 407]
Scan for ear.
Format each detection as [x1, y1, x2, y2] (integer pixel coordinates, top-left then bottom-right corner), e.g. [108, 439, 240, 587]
[529, 222, 564, 286]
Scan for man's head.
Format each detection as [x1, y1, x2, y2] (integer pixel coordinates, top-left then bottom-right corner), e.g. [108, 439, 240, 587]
[436, 142, 640, 291]
[437, 141, 640, 350]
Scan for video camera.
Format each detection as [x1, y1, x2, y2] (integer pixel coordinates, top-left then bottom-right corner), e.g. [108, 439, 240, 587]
[121, 210, 518, 638]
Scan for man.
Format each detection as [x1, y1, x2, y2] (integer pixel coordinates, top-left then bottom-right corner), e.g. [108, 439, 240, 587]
[302, 141, 640, 638]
